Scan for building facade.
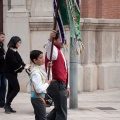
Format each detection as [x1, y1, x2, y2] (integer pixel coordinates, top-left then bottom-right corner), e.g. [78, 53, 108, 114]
[1, 0, 120, 92]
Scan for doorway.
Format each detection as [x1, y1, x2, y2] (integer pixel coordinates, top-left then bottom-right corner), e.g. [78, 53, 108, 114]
[0, 0, 3, 32]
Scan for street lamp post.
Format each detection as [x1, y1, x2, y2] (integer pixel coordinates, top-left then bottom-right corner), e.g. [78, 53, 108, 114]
[69, 38, 78, 109]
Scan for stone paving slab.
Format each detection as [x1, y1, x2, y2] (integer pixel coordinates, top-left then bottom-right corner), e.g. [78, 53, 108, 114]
[0, 88, 120, 120]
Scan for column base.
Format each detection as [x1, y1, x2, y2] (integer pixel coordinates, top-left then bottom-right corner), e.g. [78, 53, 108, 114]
[78, 64, 83, 92]
[98, 63, 120, 90]
[83, 64, 98, 92]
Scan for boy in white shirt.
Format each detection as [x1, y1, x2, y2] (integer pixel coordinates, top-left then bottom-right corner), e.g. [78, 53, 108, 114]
[30, 50, 51, 120]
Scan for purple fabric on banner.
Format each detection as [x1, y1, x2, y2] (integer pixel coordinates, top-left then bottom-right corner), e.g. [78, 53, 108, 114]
[77, 0, 79, 7]
[53, 0, 66, 43]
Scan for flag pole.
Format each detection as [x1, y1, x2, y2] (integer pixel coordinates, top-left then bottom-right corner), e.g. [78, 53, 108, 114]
[47, 0, 60, 80]
[66, 0, 80, 109]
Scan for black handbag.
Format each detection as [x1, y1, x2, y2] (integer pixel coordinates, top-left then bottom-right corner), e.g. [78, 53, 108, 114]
[45, 94, 53, 107]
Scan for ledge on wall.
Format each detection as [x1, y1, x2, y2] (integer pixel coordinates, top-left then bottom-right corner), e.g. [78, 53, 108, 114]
[29, 17, 53, 23]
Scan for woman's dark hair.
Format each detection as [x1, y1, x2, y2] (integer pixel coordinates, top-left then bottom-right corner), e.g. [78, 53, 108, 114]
[30, 50, 43, 63]
[0, 32, 5, 36]
[7, 36, 21, 48]
[55, 30, 59, 40]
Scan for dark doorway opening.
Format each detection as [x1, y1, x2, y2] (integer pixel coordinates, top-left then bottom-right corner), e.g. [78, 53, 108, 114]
[0, 0, 3, 32]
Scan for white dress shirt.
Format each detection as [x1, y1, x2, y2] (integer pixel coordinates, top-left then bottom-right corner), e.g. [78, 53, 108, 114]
[31, 66, 51, 93]
[46, 40, 70, 88]
[46, 40, 67, 69]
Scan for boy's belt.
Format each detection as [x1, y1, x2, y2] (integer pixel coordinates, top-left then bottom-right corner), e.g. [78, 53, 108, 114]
[52, 79, 58, 82]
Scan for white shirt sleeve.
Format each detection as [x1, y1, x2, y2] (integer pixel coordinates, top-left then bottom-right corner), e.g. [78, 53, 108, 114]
[67, 84, 70, 89]
[46, 40, 58, 60]
[31, 72, 49, 93]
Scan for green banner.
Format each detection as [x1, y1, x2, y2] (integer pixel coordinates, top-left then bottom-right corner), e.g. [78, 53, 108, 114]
[59, 0, 69, 25]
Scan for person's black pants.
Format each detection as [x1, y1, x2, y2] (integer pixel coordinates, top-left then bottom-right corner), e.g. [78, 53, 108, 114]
[31, 98, 46, 120]
[0, 73, 6, 106]
[47, 81, 67, 120]
[5, 73, 20, 106]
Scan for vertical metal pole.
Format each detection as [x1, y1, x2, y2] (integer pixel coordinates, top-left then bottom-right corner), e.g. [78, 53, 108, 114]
[69, 37, 78, 109]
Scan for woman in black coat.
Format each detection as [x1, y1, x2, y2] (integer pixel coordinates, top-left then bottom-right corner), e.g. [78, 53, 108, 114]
[4, 36, 30, 114]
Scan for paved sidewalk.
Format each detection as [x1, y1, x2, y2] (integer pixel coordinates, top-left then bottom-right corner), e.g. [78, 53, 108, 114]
[0, 88, 120, 120]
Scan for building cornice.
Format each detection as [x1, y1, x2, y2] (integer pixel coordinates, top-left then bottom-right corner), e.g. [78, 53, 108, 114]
[81, 18, 120, 31]
[29, 18, 120, 31]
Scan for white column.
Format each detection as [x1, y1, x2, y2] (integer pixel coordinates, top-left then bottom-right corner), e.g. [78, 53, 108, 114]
[97, 19, 120, 90]
[81, 18, 98, 92]
[31, 0, 53, 17]
[5, 0, 30, 63]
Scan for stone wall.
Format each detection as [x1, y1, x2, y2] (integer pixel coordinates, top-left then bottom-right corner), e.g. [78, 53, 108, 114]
[3, 0, 120, 92]
[81, 18, 120, 91]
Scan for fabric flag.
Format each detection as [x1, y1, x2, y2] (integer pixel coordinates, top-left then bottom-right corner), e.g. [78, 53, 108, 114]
[76, 0, 80, 8]
[53, 0, 66, 44]
[59, 0, 69, 26]
[66, 0, 84, 53]
[69, 0, 81, 41]
[53, 0, 84, 53]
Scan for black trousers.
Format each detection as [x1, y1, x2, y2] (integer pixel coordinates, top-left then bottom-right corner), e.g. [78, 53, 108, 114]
[47, 81, 67, 120]
[5, 73, 20, 106]
[31, 98, 46, 120]
[0, 73, 6, 105]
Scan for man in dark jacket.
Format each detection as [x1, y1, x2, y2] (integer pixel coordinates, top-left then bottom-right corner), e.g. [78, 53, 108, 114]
[0, 32, 6, 108]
